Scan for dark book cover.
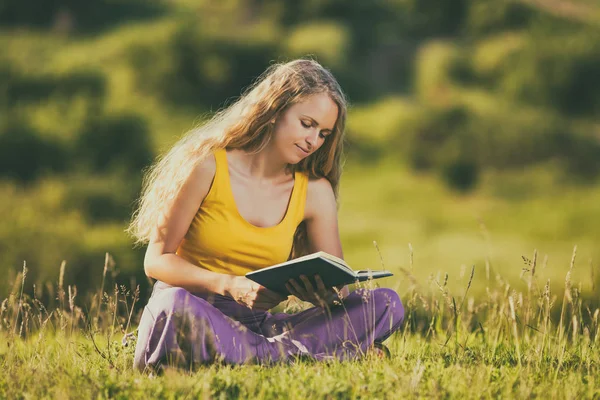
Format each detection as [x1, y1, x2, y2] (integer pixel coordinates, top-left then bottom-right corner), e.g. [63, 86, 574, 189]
[246, 251, 393, 295]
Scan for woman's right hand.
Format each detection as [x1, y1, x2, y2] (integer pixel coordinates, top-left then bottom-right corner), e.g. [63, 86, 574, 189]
[225, 276, 286, 311]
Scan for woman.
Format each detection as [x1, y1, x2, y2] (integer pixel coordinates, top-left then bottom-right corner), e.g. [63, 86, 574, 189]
[127, 59, 404, 370]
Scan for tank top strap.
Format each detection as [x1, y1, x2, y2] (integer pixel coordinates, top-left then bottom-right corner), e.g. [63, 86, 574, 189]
[203, 148, 229, 203]
[288, 170, 309, 227]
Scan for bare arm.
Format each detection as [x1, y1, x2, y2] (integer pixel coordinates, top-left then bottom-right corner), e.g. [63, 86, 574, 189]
[289, 177, 350, 300]
[143, 156, 233, 297]
[304, 178, 344, 259]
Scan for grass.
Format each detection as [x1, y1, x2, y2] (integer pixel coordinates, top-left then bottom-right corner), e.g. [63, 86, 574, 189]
[1, 239, 598, 399]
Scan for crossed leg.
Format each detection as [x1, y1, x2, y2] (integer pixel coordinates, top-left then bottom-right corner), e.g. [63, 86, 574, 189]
[133, 284, 404, 370]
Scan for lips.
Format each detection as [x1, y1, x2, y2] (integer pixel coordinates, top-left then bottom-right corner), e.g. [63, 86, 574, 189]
[295, 144, 310, 154]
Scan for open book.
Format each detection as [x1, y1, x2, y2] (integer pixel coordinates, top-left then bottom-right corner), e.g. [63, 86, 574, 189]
[245, 251, 393, 295]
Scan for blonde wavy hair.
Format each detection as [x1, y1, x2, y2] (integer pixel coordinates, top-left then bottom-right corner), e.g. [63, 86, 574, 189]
[127, 59, 348, 259]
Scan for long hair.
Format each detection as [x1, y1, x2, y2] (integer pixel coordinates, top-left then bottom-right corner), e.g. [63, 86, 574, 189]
[126, 59, 348, 259]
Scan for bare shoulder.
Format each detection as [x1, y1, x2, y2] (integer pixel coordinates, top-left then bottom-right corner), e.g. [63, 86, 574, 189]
[304, 176, 337, 222]
[194, 151, 217, 186]
[180, 151, 217, 203]
[147, 151, 217, 254]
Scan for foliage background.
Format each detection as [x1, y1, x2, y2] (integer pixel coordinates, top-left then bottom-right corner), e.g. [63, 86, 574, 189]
[1, 0, 599, 310]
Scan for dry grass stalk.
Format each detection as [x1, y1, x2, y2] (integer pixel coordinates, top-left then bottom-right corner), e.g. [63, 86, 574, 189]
[508, 294, 522, 366]
[559, 245, 577, 344]
[12, 262, 28, 338]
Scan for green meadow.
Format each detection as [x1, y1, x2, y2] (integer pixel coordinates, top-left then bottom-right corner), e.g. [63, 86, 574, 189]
[2, 161, 599, 398]
[2, 1, 600, 398]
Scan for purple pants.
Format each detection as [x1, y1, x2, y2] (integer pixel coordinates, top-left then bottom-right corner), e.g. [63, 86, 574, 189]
[133, 281, 404, 370]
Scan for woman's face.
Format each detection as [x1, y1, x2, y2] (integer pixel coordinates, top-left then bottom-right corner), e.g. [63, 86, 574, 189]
[272, 92, 338, 164]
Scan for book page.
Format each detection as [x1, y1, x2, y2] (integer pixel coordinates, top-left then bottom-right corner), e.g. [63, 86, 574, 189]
[289, 251, 352, 271]
[317, 252, 352, 270]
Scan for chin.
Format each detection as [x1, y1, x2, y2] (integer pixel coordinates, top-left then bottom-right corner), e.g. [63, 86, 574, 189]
[288, 148, 307, 164]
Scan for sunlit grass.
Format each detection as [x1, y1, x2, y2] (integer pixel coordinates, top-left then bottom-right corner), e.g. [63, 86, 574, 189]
[1, 240, 598, 398]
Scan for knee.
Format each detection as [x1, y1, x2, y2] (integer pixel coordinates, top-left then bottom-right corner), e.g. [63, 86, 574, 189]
[158, 287, 195, 316]
[373, 288, 404, 327]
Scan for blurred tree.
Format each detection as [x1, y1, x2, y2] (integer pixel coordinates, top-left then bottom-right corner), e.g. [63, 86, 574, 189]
[393, 0, 470, 37]
[344, 135, 384, 163]
[554, 129, 600, 180]
[64, 173, 142, 223]
[128, 23, 278, 109]
[75, 113, 154, 175]
[0, 180, 87, 297]
[513, 0, 600, 25]
[414, 40, 471, 104]
[499, 31, 600, 117]
[0, 0, 166, 34]
[403, 105, 471, 171]
[0, 121, 68, 182]
[285, 21, 350, 70]
[465, 1, 536, 36]
[442, 159, 479, 193]
[0, 67, 105, 112]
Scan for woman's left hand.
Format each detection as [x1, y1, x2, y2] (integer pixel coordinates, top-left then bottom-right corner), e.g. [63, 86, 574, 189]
[286, 274, 341, 308]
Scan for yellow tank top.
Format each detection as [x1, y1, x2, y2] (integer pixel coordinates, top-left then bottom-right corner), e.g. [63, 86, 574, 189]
[176, 148, 309, 276]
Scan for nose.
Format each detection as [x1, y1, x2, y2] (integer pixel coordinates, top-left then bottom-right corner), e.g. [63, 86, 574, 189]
[305, 129, 319, 149]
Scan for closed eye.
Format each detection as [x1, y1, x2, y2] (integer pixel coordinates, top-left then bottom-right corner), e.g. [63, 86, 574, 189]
[301, 119, 329, 139]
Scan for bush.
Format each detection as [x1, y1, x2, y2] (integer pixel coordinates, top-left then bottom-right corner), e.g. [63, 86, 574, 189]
[465, 1, 535, 36]
[0, 178, 147, 300]
[128, 23, 278, 108]
[401, 105, 471, 171]
[441, 159, 479, 192]
[498, 32, 600, 117]
[75, 113, 154, 175]
[0, 0, 166, 33]
[285, 21, 351, 70]
[347, 97, 423, 143]
[64, 173, 142, 223]
[388, 99, 600, 190]
[0, 180, 86, 296]
[0, 121, 69, 182]
[0, 67, 106, 108]
[414, 40, 470, 103]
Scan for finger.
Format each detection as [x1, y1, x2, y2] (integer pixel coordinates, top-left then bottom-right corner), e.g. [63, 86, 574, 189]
[315, 275, 334, 301]
[315, 275, 327, 293]
[299, 275, 316, 295]
[285, 283, 302, 299]
[300, 275, 320, 304]
[289, 279, 307, 298]
[286, 282, 303, 295]
[285, 283, 299, 297]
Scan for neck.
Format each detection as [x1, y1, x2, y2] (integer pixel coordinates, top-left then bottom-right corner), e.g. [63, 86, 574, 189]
[230, 145, 292, 182]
